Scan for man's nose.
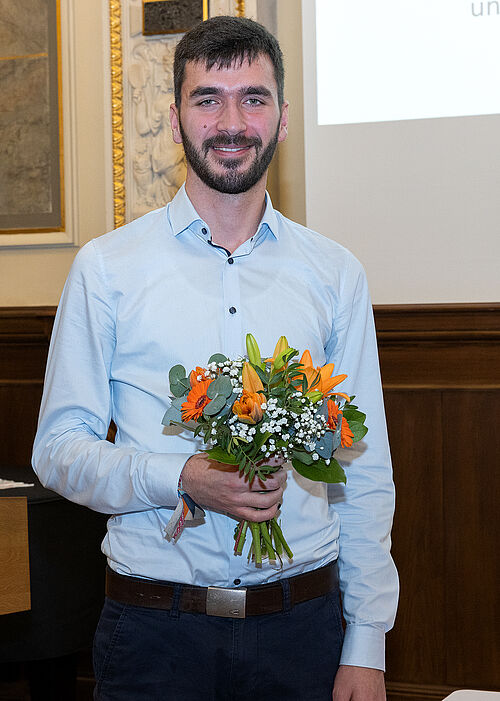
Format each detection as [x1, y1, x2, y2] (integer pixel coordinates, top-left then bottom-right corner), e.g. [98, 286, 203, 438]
[216, 100, 246, 136]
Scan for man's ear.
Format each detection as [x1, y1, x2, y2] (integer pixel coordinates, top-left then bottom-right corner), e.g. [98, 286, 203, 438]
[170, 104, 183, 144]
[278, 100, 289, 143]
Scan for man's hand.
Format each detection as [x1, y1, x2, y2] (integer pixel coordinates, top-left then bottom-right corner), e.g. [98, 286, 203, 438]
[332, 665, 386, 701]
[180, 453, 286, 522]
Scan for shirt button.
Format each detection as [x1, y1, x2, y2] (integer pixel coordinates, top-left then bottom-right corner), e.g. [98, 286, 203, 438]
[233, 578, 241, 586]
[201, 227, 207, 235]
[229, 306, 237, 314]
[228, 257, 234, 264]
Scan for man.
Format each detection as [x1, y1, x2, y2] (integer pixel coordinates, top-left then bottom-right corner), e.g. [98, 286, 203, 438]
[33, 16, 398, 701]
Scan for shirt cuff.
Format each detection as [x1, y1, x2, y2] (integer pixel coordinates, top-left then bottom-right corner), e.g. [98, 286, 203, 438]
[340, 624, 386, 671]
[144, 452, 192, 507]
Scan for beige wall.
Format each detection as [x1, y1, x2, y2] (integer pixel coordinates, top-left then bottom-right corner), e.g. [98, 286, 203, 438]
[274, 0, 306, 226]
[3, 0, 498, 307]
[0, 0, 110, 307]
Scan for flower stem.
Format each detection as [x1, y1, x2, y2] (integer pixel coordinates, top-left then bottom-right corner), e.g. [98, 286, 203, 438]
[234, 520, 248, 555]
[259, 521, 276, 560]
[250, 522, 262, 565]
[271, 519, 293, 559]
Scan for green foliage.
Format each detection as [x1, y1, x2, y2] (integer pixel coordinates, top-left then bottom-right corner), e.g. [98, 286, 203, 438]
[208, 353, 228, 364]
[347, 421, 368, 442]
[207, 375, 233, 399]
[205, 446, 240, 465]
[203, 394, 227, 416]
[292, 456, 346, 484]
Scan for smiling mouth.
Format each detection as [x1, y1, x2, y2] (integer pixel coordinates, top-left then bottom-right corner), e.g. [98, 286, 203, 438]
[212, 146, 251, 153]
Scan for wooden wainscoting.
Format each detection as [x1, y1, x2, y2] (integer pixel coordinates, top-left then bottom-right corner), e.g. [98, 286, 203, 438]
[1, 304, 499, 699]
[375, 304, 500, 701]
[0, 307, 55, 468]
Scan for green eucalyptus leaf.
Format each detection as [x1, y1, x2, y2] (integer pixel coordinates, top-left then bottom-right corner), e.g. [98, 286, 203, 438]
[170, 381, 187, 398]
[207, 382, 219, 399]
[203, 394, 227, 416]
[179, 377, 191, 393]
[161, 405, 181, 426]
[315, 430, 334, 458]
[169, 364, 186, 386]
[208, 375, 233, 398]
[332, 418, 343, 451]
[208, 353, 228, 365]
[171, 396, 188, 410]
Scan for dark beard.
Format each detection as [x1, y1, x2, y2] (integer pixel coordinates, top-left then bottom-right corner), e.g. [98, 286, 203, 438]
[179, 121, 280, 194]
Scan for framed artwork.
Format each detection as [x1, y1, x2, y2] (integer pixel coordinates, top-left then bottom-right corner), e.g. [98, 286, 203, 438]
[109, 0, 248, 227]
[0, 0, 64, 235]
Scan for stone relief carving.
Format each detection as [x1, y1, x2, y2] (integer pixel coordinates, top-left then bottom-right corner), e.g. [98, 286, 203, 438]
[127, 36, 186, 220]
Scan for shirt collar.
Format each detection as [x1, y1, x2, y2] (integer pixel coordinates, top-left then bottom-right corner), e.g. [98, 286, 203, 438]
[167, 184, 280, 241]
[167, 184, 204, 236]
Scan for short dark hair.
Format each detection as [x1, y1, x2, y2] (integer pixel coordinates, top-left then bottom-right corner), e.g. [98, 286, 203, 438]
[174, 15, 284, 107]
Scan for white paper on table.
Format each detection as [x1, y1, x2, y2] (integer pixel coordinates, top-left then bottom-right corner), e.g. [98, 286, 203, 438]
[0, 478, 35, 490]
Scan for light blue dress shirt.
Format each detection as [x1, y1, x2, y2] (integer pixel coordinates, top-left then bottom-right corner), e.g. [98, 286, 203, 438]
[33, 185, 398, 670]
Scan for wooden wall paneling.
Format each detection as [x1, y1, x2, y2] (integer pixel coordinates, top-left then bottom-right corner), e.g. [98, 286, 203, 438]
[0, 308, 54, 468]
[442, 389, 500, 689]
[384, 390, 446, 685]
[0, 384, 44, 467]
[375, 304, 500, 389]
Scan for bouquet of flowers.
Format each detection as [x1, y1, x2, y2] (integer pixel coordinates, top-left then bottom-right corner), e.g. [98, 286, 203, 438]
[162, 334, 368, 566]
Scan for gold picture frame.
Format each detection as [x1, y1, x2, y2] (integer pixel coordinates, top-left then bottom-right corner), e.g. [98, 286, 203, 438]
[109, 0, 245, 228]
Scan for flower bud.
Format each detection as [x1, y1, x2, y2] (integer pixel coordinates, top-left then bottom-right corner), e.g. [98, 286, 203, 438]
[306, 390, 323, 403]
[245, 333, 263, 369]
[242, 362, 265, 394]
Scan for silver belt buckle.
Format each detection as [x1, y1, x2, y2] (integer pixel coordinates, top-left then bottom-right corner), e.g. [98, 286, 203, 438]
[206, 586, 247, 618]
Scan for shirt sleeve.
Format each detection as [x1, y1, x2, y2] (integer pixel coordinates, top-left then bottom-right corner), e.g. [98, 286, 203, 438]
[325, 254, 399, 671]
[32, 241, 188, 515]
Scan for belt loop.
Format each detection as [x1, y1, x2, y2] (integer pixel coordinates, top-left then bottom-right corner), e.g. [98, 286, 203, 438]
[169, 583, 182, 619]
[281, 576, 292, 613]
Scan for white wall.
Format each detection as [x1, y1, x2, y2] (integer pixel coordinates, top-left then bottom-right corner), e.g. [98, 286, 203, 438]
[301, 0, 500, 304]
[0, 0, 111, 306]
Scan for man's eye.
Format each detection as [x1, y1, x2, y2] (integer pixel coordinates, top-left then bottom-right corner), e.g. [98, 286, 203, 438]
[245, 98, 264, 106]
[198, 98, 217, 106]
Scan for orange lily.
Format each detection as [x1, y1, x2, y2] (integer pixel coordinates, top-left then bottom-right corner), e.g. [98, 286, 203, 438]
[189, 366, 209, 387]
[298, 350, 350, 401]
[232, 390, 264, 424]
[242, 362, 265, 395]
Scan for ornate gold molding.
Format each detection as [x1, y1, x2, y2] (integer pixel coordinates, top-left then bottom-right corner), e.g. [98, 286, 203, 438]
[235, 1, 245, 17]
[109, 0, 125, 228]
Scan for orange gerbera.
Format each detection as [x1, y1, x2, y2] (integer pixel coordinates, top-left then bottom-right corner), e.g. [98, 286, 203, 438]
[298, 350, 350, 401]
[182, 380, 212, 421]
[189, 366, 209, 387]
[327, 400, 354, 448]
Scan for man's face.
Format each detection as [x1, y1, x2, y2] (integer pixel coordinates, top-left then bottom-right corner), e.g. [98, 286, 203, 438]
[170, 55, 288, 194]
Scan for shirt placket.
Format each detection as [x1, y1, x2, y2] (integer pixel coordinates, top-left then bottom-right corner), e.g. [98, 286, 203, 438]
[222, 253, 244, 359]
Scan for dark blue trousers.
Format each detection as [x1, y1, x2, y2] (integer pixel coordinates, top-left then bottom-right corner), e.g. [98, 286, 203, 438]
[93, 580, 344, 700]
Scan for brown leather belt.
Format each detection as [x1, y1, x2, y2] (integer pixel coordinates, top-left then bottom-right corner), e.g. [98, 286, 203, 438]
[106, 561, 338, 619]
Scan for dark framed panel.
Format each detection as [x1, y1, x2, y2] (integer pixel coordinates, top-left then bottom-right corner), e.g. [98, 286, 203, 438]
[143, 0, 208, 35]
